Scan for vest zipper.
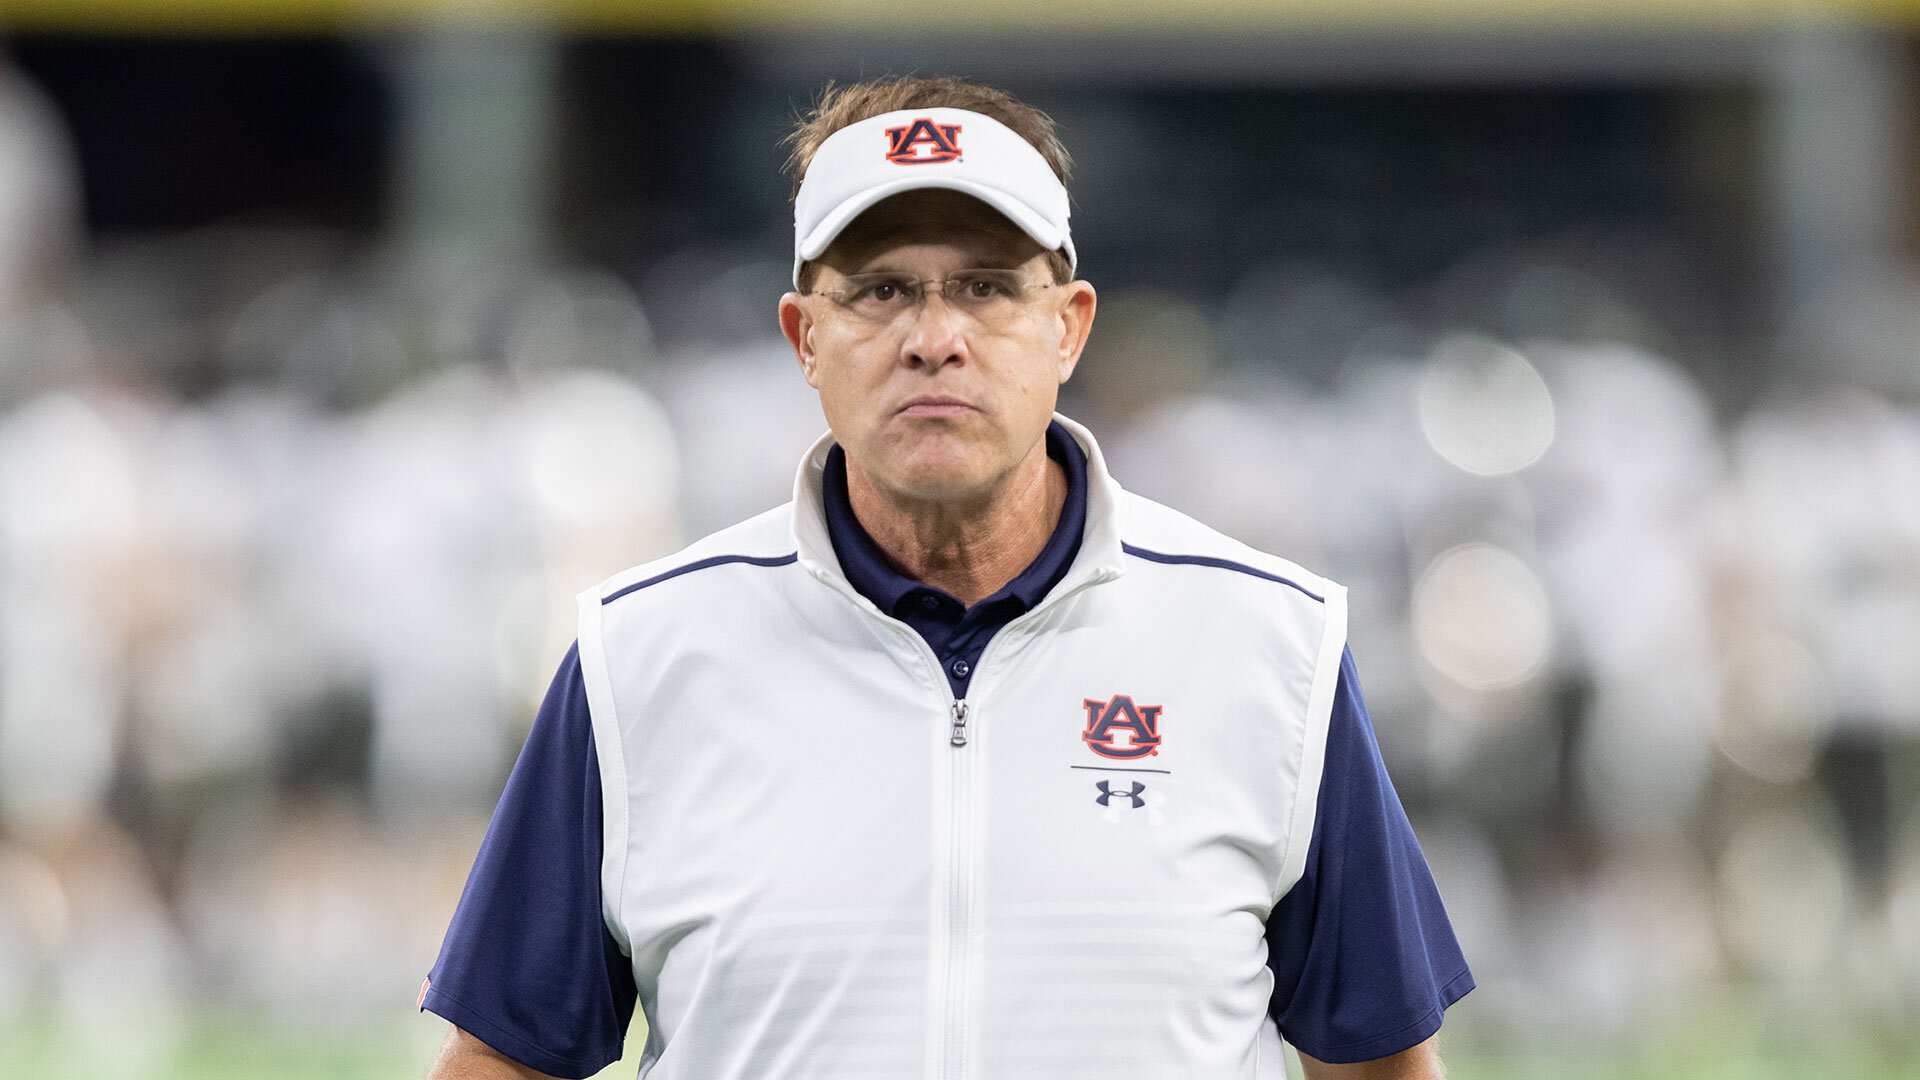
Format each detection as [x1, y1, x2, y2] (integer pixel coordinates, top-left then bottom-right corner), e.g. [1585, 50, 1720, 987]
[929, 573, 1115, 1080]
[807, 564, 1117, 1080]
[942, 710, 974, 1080]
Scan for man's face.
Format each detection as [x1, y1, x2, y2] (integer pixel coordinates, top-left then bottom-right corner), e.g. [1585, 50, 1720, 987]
[780, 190, 1096, 506]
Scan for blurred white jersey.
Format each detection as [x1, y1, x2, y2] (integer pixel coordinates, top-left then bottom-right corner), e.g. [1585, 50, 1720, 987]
[575, 415, 1347, 1080]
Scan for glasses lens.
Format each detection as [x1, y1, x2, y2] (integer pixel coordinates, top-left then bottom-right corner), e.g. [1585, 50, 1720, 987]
[833, 274, 921, 320]
[942, 270, 1028, 315]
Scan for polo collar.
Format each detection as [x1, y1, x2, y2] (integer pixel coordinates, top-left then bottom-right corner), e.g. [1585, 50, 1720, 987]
[792, 413, 1128, 609]
[822, 420, 1087, 617]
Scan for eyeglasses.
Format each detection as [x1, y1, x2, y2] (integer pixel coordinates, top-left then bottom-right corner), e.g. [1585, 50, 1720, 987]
[808, 269, 1056, 326]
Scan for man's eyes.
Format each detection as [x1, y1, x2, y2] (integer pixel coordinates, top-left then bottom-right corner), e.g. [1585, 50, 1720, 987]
[840, 272, 1020, 304]
[949, 273, 1020, 298]
[851, 278, 914, 302]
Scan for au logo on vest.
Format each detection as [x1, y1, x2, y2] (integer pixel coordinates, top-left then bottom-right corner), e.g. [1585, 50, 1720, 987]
[883, 118, 963, 165]
[1081, 695, 1163, 759]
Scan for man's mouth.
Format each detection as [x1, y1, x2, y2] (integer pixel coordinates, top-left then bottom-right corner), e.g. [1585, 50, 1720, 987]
[897, 396, 974, 419]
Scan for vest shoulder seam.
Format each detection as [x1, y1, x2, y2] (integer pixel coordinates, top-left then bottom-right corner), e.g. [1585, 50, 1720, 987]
[1120, 542, 1325, 603]
[601, 552, 798, 605]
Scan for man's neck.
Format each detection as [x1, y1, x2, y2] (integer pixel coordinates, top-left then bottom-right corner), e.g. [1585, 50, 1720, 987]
[845, 440, 1066, 608]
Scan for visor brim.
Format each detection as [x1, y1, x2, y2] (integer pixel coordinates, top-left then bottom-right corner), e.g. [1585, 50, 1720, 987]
[792, 176, 1073, 288]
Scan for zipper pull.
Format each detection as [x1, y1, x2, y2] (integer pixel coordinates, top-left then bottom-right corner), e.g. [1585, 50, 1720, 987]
[950, 700, 970, 747]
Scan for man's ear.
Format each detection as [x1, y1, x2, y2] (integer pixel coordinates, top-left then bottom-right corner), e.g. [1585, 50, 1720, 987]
[1055, 280, 1097, 385]
[779, 293, 821, 388]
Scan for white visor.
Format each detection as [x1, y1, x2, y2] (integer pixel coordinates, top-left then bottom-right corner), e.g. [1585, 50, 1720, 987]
[792, 106, 1075, 288]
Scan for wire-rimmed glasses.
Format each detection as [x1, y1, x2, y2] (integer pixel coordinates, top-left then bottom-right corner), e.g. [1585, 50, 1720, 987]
[808, 269, 1056, 326]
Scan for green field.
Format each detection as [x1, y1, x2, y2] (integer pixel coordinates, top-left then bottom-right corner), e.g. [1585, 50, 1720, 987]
[4, 1006, 1917, 1079]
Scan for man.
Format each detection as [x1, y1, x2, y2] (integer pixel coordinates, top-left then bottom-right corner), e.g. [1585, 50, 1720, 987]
[421, 77, 1472, 1079]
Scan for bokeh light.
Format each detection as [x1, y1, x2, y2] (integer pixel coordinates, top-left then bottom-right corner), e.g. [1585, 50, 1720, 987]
[1417, 333, 1556, 477]
[1714, 630, 1834, 784]
[1411, 542, 1553, 692]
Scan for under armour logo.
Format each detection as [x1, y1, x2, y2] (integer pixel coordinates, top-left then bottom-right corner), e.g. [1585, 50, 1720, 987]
[1096, 780, 1167, 826]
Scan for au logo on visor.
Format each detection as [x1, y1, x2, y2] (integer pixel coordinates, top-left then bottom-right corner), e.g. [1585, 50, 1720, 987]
[884, 118, 963, 165]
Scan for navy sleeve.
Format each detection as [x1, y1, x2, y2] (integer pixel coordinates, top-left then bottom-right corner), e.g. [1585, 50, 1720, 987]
[1265, 648, 1474, 1063]
[421, 643, 638, 1079]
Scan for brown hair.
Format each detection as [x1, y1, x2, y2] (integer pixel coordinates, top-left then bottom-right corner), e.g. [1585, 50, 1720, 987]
[784, 76, 1075, 290]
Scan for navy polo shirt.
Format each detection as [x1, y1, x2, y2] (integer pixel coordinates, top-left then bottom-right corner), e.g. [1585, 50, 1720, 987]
[422, 423, 1472, 1076]
[821, 420, 1087, 698]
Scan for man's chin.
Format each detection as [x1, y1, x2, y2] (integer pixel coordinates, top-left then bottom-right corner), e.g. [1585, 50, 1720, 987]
[869, 446, 1001, 507]
[883, 466, 996, 507]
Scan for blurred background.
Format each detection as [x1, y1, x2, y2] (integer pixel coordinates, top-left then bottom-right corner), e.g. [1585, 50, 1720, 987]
[0, 1, 1918, 1077]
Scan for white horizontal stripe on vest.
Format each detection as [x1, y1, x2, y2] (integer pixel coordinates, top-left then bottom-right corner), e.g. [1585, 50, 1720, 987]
[576, 414, 1346, 1080]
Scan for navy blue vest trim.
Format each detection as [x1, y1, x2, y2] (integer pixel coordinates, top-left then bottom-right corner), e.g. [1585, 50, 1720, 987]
[601, 553, 799, 605]
[1120, 543, 1325, 603]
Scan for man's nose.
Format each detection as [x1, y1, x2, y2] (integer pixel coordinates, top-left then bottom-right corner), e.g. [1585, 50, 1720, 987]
[899, 287, 966, 370]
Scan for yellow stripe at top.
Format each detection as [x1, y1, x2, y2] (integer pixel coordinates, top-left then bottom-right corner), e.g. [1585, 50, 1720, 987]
[2, 0, 1918, 36]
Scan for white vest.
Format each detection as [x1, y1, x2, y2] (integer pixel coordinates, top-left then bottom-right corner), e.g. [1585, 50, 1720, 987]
[576, 416, 1347, 1079]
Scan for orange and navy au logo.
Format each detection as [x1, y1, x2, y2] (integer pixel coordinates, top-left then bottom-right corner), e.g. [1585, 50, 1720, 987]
[1082, 695, 1163, 759]
[884, 117, 963, 165]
